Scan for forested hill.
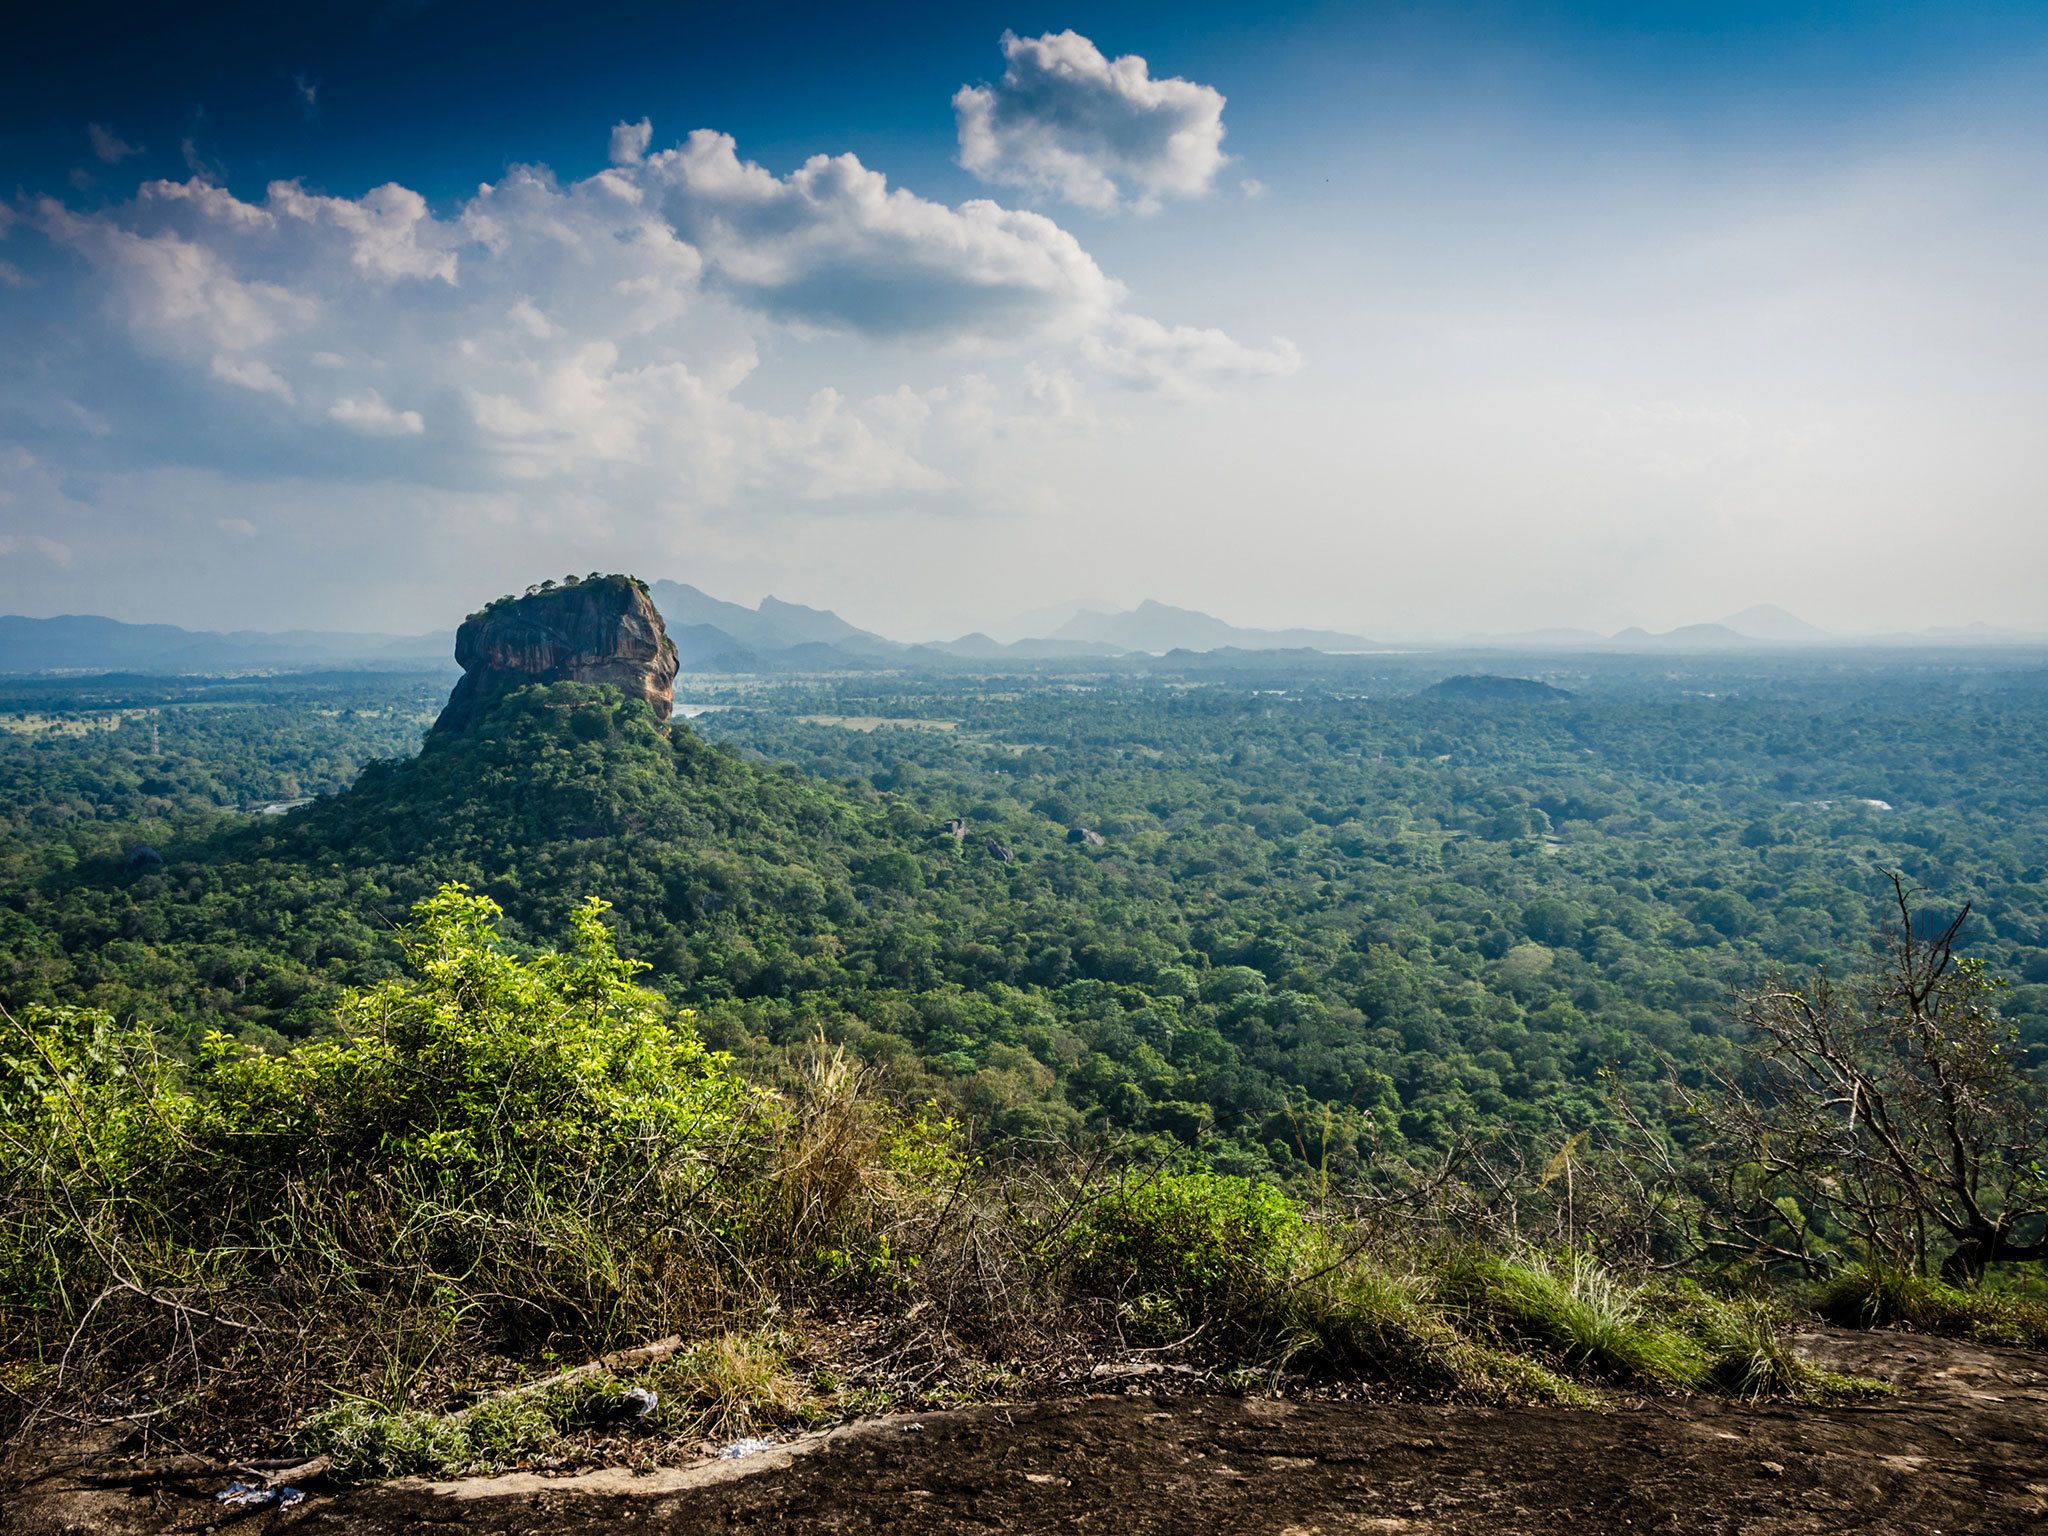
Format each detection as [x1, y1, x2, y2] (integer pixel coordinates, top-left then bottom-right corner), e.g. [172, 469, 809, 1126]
[5, 661, 2047, 1180]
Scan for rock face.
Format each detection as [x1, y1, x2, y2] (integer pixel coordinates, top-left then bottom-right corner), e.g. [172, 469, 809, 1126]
[433, 576, 679, 734]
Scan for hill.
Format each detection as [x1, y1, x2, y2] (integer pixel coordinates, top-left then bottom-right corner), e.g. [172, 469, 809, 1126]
[1424, 673, 1573, 702]
[1607, 622, 1754, 651]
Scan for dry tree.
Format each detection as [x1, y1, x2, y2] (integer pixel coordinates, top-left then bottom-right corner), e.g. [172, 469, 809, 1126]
[1687, 875, 2048, 1285]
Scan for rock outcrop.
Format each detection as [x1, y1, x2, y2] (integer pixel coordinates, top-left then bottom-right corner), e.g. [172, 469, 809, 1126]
[433, 576, 679, 734]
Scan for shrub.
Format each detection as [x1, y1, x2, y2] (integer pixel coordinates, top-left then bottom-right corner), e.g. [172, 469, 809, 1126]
[1061, 1171, 1306, 1342]
[0, 888, 829, 1432]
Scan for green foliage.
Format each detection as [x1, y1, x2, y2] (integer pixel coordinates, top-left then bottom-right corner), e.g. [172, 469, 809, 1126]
[1436, 1251, 1871, 1400]
[2, 651, 2043, 1462]
[8, 656, 2048, 1187]
[0, 880, 1013, 1439]
[301, 1328, 808, 1480]
[1063, 1171, 1306, 1340]
[193, 884, 738, 1182]
[1443, 1249, 1712, 1388]
[302, 1395, 558, 1482]
[1813, 1266, 2048, 1349]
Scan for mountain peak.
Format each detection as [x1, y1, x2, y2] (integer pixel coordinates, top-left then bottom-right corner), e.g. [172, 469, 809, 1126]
[1718, 604, 1829, 642]
[648, 580, 884, 654]
[1053, 599, 1370, 654]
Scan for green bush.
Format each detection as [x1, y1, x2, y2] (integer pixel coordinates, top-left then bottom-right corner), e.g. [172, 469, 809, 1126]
[1061, 1171, 1306, 1340]
[0, 886, 940, 1432]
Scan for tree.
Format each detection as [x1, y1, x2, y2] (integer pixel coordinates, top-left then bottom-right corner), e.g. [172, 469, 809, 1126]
[1694, 875, 2048, 1284]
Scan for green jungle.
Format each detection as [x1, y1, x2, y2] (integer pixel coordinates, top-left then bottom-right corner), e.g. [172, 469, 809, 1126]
[4, 635, 2047, 1473]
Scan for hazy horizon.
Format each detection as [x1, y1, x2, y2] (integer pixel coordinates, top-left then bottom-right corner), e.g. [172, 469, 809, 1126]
[7, 2, 2048, 638]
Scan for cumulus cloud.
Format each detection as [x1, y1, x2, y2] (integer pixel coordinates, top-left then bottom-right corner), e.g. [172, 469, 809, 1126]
[954, 31, 1228, 212]
[640, 130, 1120, 340]
[36, 195, 317, 353]
[609, 118, 652, 165]
[270, 181, 459, 283]
[9, 115, 1295, 571]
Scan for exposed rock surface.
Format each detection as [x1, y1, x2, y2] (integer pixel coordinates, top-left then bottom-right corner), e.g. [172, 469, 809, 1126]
[433, 577, 678, 734]
[13, 1330, 2048, 1535]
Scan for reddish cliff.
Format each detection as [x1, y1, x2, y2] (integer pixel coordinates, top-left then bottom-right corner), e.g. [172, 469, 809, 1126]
[433, 575, 678, 734]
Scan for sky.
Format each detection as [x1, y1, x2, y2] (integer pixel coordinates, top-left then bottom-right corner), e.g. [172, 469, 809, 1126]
[4, 1, 2048, 641]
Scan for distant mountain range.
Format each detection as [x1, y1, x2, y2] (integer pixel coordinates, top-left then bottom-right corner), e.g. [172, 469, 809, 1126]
[647, 582, 895, 656]
[1474, 605, 2048, 651]
[1049, 600, 1374, 654]
[0, 614, 449, 673]
[2, 591, 2043, 676]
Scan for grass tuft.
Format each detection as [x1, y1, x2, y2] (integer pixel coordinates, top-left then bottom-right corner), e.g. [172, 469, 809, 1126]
[1814, 1266, 2048, 1349]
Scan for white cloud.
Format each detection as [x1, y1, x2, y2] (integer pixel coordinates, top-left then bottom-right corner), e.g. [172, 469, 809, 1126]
[954, 31, 1228, 212]
[217, 515, 258, 537]
[271, 181, 459, 283]
[1024, 364, 1095, 428]
[293, 75, 319, 117]
[640, 129, 1121, 341]
[211, 353, 295, 401]
[88, 123, 140, 164]
[138, 177, 276, 229]
[1081, 314, 1301, 397]
[609, 118, 653, 166]
[37, 196, 317, 353]
[506, 298, 553, 338]
[329, 389, 424, 435]
[1240, 178, 1267, 200]
[12, 117, 1294, 587]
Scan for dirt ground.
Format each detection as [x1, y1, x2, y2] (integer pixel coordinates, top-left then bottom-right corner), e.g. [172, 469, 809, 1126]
[8, 1329, 2047, 1536]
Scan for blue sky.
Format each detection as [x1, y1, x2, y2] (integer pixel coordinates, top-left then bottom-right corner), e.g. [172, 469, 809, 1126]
[5, 2, 2048, 636]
